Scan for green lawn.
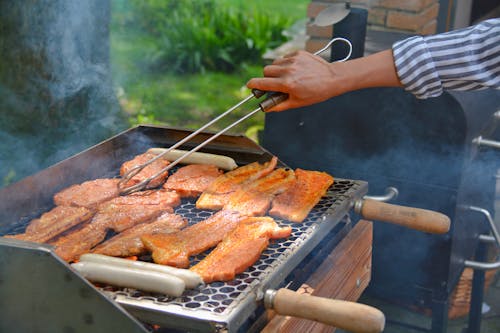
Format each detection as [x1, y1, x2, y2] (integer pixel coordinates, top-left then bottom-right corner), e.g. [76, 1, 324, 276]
[110, 0, 309, 141]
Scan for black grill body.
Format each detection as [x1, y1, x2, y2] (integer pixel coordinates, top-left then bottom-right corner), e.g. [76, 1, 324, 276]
[262, 87, 500, 331]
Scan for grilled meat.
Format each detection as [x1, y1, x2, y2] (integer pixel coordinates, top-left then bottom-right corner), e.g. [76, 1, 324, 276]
[95, 190, 181, 232]
[92, 213, 187, 257]
[120, 152, 170, 189]
[269, 169, 334, 223]
[163, 164, 222, 197]
[51, 219, 109, 262]
[142, 210, 246, 268]
[51, 190, 181, 262]
[9, 206, 94, 243]
[53, 178, 120, 209]
[224, 168, 295, 216]
[190, 216, 292, 283]
[196, 156, 278, 210]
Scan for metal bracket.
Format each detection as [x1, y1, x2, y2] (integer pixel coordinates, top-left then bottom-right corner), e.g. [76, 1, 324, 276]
[461, 206, 500, 270]
[472, 136, 500, 149]
[363, 186, 399, 202]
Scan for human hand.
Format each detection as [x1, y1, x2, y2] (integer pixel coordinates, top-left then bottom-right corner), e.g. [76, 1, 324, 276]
[246, 50, 349, 112]
[247, 49, 401, 112]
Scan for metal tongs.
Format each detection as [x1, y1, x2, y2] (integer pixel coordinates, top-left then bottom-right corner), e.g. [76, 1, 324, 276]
[118, 37, 353, 195]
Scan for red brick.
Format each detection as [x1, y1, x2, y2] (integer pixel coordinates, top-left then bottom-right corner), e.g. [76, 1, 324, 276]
[307, 2, 330, 18]
[375, 0, 435, 12]
[306, 24, 333, 38]
[368, 8, 387, 26]
[386, 2, 439, 31]
[419, 19, 437, 35]
[305, 38, 331, 58]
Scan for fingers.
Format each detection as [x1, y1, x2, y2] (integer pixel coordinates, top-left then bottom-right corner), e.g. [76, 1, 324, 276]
[246, 77, 288, 93]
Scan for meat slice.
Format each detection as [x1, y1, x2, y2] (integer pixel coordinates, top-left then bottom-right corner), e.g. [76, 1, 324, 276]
[11, 206, 94, 243]
[120, 152, 170, 189]
[163, 164, 222, 197]
[94, 190, 181, 232]
[269, 169, 334, 223]
[92, 213, 187, 257]
[196, 156, 278, 210]
[224, 168, 295, 216]
[190, 217, 292, 283]
[141, 210, 245, 268]
[53, 178, 120, 209]
[51, 219, 109, 262]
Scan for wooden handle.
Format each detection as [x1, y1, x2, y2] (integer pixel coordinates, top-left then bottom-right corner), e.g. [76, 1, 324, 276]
[359, 199, 450, 234]
[270, 288, 385, 333]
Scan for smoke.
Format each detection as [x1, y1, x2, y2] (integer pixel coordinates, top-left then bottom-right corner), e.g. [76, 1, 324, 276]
[0, 0, 127, 186]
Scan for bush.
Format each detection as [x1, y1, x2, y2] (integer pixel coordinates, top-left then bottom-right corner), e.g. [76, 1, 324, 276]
[129, 0, 291, 73]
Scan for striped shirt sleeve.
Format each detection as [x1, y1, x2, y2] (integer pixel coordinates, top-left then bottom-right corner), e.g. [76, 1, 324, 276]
[392, 18, 500, 99]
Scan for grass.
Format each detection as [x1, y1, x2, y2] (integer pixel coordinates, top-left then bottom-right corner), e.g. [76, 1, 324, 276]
[110, 0, 309, 140]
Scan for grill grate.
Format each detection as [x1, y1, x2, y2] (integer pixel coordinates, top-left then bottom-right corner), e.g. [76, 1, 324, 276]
[98, 179, 362, 322]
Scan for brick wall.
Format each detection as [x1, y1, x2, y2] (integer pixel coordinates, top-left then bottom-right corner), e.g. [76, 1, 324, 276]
[306, 0, 439, 52]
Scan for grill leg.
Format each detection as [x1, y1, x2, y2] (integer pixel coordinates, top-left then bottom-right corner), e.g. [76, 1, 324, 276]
[431, 298, 449, 333]
[466, 241, 487, 333]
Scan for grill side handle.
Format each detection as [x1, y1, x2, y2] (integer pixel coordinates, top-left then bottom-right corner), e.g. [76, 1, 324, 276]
[354, 199, 451, 234]
[264, 288, 385, 333]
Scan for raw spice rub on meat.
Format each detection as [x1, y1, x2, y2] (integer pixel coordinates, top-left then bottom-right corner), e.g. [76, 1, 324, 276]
[54, 178, 120, 209]
[163, 164, 222, 198]
[52, 190, 181, 262]
[223, 168, 295, 216]
[94, 190, 181, 232]
[5, 206, 94, 243]
[196, 157, 278, 210]
[92, 213, 187, 257]
[141, 210, 246, 268]
[120, 152, 170, 189]
[190, 216, 292, 283]
[269, 169, 334, 223]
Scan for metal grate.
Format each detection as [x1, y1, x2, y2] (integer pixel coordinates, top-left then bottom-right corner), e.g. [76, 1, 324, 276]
[98, 179, 364, 326]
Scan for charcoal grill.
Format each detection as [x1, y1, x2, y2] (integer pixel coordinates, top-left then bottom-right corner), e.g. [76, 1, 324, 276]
[0, 125, 371, 333]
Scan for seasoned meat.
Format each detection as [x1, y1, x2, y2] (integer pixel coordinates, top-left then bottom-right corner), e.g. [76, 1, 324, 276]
[142, 210, 246, 268]
[94, 190, 181, 232]
[51, 219, 109, 262]
[12, 206, 94, 243]
[92, 213, 187, 257]
[163, 164, 222, 197]
[224, 168, 295, 216]
[269, 169, 334, 223]
[120, 152, 170, 189]
[50, 190, 180, 262]
[53, 178, 120, 209]
[190, 216, 291, 283]
[196, 156, 278, 210]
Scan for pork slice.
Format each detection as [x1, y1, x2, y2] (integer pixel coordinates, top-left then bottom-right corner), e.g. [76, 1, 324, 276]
[163, 164, 222, 197]
[142, 210, 245, 268]
[92, 213, 187, 257]
[223, 168, 295, 216]
[15, 206, 94, 243]
[53, 178, 120, 209]
[95, 190, 180, 232]
[269, 169, 334, 223]
[190, 216, 292, 283]
[51, 219, 109, 262]
[120, 152, 170, 189]
[196, 156, 278, 210]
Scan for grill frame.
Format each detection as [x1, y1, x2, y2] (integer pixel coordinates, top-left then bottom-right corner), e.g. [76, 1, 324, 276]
[0, 125, 368, 332]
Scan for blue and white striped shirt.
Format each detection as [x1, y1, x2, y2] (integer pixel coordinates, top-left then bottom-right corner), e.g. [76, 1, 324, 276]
[392, 18, 500, 99]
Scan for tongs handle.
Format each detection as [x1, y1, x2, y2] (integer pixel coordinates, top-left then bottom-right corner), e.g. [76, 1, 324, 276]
[266, 288, 385, 333]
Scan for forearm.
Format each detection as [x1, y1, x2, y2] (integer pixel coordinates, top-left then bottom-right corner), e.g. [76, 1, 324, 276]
[336, 49, 403, 94]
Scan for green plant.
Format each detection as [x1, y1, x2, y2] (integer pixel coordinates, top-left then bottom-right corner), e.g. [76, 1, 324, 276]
[129, 0, 291, 73]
